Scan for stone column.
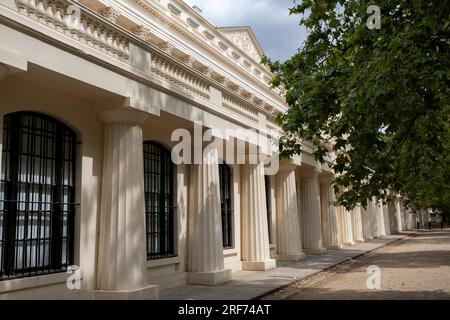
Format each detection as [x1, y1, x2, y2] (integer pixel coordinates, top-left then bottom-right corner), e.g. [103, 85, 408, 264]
[342, 208, 355, 246]
[188, 146, 232, 285]
[361, 205, 374, 240]
[406, 208, 414, 230]
[241, 163, 276, 270]
[383, 204, 391, 235]
[300, 171, 326, 254]
[419, 209, 427, 228]
[351, 206, 365, 243]
[275, 164, 305, 261]
[370, 198, 381, 237]
[96, 108, 158, 299]
[337, 206, 346, 244]
[395, 197, 404, 232]
[376, 200, 387, 237]
[320, 178, 342, 249]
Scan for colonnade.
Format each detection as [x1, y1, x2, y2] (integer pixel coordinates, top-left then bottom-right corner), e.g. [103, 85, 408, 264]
[94, 111, 410, 297]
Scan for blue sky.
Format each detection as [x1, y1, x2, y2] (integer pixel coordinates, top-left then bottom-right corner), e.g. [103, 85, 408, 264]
[183, 0, 308, 61]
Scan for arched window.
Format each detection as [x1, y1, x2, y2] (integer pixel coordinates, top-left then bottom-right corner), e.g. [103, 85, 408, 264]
[143, 141, 175, 260]
[0, 112, 76, 280]
[219, 163, 233, 248]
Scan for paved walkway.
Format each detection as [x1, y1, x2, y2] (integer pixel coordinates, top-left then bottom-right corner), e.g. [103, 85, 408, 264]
[268, 229, 450, 300]
[160, 233, 409, 300]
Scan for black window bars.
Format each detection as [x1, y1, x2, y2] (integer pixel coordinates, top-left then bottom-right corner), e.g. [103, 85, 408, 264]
[143, 141, 175, 260]
[0, 112, 76, 280]
[219, 163, 233, 249]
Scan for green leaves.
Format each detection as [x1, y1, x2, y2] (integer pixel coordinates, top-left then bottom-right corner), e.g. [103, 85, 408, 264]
[265, 0, 450, 212]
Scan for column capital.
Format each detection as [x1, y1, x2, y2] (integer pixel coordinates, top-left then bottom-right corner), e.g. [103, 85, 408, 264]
[278, 159, 298, 172]
[319, 175, 335, 184]
[98, 107, 149, 126]
[300, 170, 321, 179]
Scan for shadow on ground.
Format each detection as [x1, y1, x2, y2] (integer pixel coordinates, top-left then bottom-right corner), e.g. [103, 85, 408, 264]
[285, 287, 450, 300]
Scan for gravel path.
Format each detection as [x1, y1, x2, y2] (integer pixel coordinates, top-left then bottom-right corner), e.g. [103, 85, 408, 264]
[264, 229, 450, 300]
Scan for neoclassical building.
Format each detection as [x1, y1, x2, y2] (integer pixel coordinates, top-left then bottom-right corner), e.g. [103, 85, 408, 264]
[0, 0, 411, 299]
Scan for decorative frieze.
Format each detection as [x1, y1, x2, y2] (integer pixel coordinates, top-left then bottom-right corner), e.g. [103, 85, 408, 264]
[222, 94, 259, 123]
[157, 41, 175, 55]
[14, 0, 130, 61]
[181, 55, 196, 67]
[132, 25, 151, 40]
[129, 0, 283, 102]
[151, 55, 210, 100]
[13, 0, 283, 130]
[98, 6, 121, 24]
[198, 66, 213, 78]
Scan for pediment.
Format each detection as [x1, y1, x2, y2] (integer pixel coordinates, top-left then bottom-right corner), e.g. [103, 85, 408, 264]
[217, 27, 265, 62]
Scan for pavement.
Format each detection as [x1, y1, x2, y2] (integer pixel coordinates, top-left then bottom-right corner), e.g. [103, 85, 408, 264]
[278, 228, 450, 300]
[160, 233, 411, 300]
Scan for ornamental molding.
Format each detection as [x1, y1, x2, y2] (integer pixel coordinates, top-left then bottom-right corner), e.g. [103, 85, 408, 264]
[8, 0, 284, 124]
[98, 6, 121, 23]
[218, 27, 263, 63]
[99, 0, 286, 108]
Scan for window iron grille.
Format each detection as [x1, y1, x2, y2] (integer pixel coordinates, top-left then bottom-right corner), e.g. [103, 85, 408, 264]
[0, 112, 76, 281]
[219, 163, 233, 249]
[143, 141, 175, 260]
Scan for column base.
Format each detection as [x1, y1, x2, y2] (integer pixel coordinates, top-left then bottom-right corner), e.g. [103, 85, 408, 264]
[326, 244, 343, 250]
[187, 269, 232, 286]
[276, 253, 305, 261]
[354, 239, 365, 243]
[342, 241, 355, 246]
[364, 237, 374, 240]
[242, 259, 276, 271]
[94, 285, 159, 300]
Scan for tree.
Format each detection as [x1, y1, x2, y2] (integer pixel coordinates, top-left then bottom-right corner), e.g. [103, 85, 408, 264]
[263, 0, 450, 210]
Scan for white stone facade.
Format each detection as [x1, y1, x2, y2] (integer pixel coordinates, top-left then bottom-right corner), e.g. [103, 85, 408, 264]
[0, 0, 411, 299]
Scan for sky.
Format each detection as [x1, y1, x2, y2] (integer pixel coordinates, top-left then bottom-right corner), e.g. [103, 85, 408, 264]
[182, 0, 308, 62]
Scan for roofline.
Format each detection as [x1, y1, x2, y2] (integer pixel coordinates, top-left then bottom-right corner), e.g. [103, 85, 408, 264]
[216, 26, 266, 57]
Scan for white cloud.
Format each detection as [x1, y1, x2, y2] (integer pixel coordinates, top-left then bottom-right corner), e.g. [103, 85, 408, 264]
[183, 0, 307, 61]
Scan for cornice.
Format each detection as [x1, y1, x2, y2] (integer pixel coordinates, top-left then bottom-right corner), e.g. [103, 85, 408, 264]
[2, 0, 283, 132]
[96, 0, 286, 110]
